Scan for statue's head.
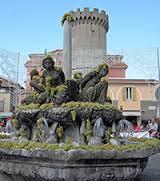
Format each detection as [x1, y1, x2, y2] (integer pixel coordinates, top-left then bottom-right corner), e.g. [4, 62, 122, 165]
[42, 55, 55, 70]
[96, 64, 109, 77]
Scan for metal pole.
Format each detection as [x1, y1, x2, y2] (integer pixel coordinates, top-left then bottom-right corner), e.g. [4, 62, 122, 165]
[157, 48, 160, 82]
[156, 47, 160, 118]
[15, 52, 20, 107]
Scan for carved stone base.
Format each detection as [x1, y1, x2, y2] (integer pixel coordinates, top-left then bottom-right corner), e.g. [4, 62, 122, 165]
[0, 147, 159, 181]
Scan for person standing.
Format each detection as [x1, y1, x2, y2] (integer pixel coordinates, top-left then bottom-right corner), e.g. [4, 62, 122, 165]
[134, 121, 143, 132]
[148, 117, 158, 137]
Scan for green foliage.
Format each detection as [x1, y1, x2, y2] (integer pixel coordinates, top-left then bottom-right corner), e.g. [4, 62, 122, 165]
[96, 63, 108, 73]
[73, 72, 83, 79]
[30, 67, 37, 72]
[57, 85, 67, 93]
[12, 119, 19, 129]
[61, 144, 73, 151]
[31, 92, 40, 100]
[0, 138, 159, 152]
[56, 126, 64, 138]
[43, 55, 53, 63]
[45, 76, 52, 95]
[55, 66, 62, 72]
[40, 103, 54, 110]
[0, 141, 29, 150]
[46, 76, 52, 87]
[37, 118, 43, 127]
[0, 134, 12, 139]
[32, 75, 43, 81]
[38, 82, 44, 89]
[25, 142, 40, 150]
[101, 77, 107, 82]
[51, 85, 67, 96]
[85, 118, 91, 143]
[33, 129, 39, 142]
[46, 76, 52, 84]
[30, 68, 38, 78]
[19, 126, 28, 137]
[66, 137, 73, 145]
[45, 86, 51, 95]
[128, 137, 160, 146]
[50, 87, 56, 96]
[70, 110, 77, 121]
[45, 144, 59, 150]
[61, 13, 74, 25]
[105, 127, 111, 143]
[116, 138, 160, 151]
[33, 118, 46, 142]
[17, 103, 40, 110]
[61, 101, 115, 110]
[45, 76, 67, 96]
[58, 138, 74, 151]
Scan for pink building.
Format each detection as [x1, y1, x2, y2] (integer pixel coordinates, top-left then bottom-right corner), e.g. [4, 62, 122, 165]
[107, 55, 128, 78]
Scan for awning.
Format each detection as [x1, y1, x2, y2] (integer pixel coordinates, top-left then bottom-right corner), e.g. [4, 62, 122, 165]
[0, 112, 13, 118]
[123, 111, 141, 116]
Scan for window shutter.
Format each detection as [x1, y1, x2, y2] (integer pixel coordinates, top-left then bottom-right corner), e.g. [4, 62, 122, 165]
[132, 87, 136, 101]
[122, 87, 126, 101]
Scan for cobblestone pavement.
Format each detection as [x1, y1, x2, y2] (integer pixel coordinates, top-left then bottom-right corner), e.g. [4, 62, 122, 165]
[135, 153, 160, 181]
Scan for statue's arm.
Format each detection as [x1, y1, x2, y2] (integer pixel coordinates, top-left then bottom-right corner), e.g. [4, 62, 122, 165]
[60, 70, 65, 83]
[30, 79, 45, 92]
[79, 71, 96, 89]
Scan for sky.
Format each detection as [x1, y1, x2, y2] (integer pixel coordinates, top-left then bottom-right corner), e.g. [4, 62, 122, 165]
[0, 0, 160, 83]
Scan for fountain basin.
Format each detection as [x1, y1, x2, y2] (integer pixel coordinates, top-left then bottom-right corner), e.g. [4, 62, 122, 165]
[0, 146, 159, 181]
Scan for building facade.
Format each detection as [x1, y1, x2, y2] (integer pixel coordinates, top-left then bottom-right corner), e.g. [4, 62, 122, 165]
[107, 56, 158, 122]
[108, 78, 158, 121]
[0, 77, 24, 112]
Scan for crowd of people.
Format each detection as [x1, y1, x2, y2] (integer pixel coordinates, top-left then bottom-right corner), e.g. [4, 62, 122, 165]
[133, 117, 160, 138]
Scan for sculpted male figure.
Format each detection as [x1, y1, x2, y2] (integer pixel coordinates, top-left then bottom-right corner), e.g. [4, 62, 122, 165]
[42, 55, 65, 87]
[79, 64, 109, 103]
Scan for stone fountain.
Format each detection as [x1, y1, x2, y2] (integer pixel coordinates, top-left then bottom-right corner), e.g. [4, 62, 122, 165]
[0, 55, 159, 181]
[0, 8, 159, 181]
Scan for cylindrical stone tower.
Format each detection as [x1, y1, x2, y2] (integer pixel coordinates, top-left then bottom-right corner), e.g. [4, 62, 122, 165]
[69, 8, 109, 75]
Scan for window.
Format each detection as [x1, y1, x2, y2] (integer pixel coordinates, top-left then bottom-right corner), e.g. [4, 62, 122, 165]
[0, 100, 4, 112]
[126, 87, 132, 100]
[122, 87, 136, 101]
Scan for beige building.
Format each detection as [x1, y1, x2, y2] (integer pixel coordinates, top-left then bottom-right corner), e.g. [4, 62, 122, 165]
[106, 55, 159, 122]
[0, 77, 24, 113]
[108, 78, 158, 122]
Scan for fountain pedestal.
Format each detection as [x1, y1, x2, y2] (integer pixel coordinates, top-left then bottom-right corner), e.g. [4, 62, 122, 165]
[0, 147, 159, 181]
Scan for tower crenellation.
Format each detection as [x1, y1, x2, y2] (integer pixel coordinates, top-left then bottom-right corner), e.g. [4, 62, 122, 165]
[69, 8, 109, 32]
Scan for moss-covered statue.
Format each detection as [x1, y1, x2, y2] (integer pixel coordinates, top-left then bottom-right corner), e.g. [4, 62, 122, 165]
[42, 55, 65, 86]
[22, 55, 77, 105]
[17, 55, 123, 146]
[21, 69, 46, 105]
[78, 64, 109, 103]
[42, 55, 69, 104]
